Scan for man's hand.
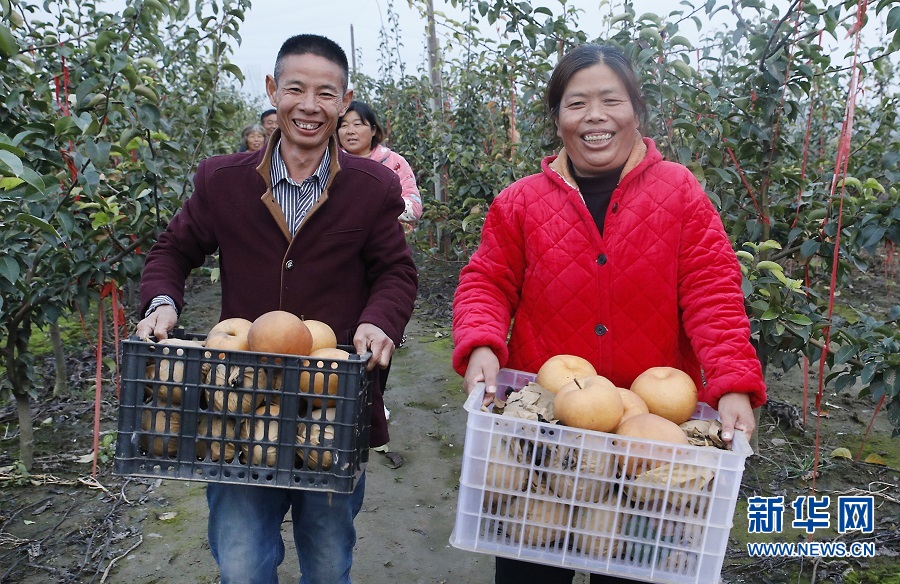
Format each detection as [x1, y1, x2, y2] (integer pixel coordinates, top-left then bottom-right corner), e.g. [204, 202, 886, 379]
[353, 323, 394, 371]
[464, 346, 500, 407]
[135, 305, 178, 341]
[717, 392, 756, 444]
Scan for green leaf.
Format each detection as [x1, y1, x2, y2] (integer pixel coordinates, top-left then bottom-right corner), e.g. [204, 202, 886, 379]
[834, 373, 856, 393]
[887, 6, 900, 32]
[834, 344, 857, 365]
[0, 176, 24, 190]
[757, 240, 783, 252]
[85, 140, 112, 168]
[671, 60, 693, 79]
[609, 12, 632, 26]
[16, 213, 61, 239]
[859, 226, 886, 250]
[91, 211, 111, 230]
[0, 23, 18, 58]
[0, 150, 24, 176]
[799, 239, 820, 259]
[637, 13, 662, 25]
[0, 141, 26, 158]
[19, 167, 46, 193]
[54, 116, 76, 137]
[95, 30, 118, 54]
[761, 306, 779, 320]
[137, 104, 161, 130]
[668, 35, 693, 49]
[756, 260, 784, 272]
[863, 178, 885, 193]
[786, 314, 813, 326]
[133, 84, 159, 104]
[0, 255, 20, 284]
[639, 27, 662, 45]
[221, 63, 244, 83]
[860, 363, 877, 386]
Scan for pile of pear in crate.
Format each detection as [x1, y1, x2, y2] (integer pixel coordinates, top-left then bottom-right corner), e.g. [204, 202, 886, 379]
[129, 310, 367, 484]
[467, 355, 748, 581]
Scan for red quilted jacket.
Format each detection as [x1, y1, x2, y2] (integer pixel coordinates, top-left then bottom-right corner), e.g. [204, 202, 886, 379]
[452, 137, 766, 410]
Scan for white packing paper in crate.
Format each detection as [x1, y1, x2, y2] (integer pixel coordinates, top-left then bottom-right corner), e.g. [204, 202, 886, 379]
[450, 368, 752, 584]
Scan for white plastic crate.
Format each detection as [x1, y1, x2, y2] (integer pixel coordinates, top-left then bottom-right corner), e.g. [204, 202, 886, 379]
[450, 368, 752, 584]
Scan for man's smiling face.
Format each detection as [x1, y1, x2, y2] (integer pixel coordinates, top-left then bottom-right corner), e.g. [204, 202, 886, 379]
[266, 53, 351, 159]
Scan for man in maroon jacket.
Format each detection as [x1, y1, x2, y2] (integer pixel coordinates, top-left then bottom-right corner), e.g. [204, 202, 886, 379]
[135, 34, 417, 584]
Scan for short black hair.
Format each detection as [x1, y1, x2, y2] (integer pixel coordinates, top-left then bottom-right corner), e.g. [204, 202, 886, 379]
[338, 101, 384, 150]
[274, 34, 349, 90]
[260, 109, 276, 122]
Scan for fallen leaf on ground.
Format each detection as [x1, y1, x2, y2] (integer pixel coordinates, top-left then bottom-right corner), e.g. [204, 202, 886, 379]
[864, 453, 886, 466]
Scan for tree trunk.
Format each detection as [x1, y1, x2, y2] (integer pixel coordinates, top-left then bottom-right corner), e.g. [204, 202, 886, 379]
[751, 340, 770, 454]
[425, 0, 445, 205]
[14, 388, 34, 471]
[51, 321, 67, 398]
[750, 163, 773, 455]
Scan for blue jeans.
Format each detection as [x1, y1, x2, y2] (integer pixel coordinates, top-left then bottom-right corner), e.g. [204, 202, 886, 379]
[207, 473, 366, 584]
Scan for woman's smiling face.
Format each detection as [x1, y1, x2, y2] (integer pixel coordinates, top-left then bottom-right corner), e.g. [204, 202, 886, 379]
[246, 131, 265, 152]
[555, 63, 639, 177]
[338, 111, 375, 156]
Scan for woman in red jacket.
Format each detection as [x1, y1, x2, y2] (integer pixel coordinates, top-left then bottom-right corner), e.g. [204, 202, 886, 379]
[451, 43, 766, 584]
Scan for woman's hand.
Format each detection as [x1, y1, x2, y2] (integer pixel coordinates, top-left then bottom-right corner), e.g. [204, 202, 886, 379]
[464, 346, 500, 407]
[717, 392, 756, 444]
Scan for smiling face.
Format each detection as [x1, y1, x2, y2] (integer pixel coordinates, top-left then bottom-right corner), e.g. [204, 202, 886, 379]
[245, 130, 265, 152]
[555, 63, 639, 177]
[265, 53, 351, 161]
[337, 110, 376, 157]
[261, 113, 278, 137]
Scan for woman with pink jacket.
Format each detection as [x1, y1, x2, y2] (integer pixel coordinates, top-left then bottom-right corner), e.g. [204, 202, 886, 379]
[338, 101, 423, 227]
[338, 101, 421, 467]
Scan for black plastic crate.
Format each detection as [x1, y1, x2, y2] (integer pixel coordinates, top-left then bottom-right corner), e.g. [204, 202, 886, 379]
[114, 331, 373, 493]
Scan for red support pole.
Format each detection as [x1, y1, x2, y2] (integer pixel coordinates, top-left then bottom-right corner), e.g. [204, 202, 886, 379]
[92, 300, 104, 478]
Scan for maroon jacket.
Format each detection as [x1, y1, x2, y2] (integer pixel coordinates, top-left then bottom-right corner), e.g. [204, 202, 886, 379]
[139, 133, 419, 446]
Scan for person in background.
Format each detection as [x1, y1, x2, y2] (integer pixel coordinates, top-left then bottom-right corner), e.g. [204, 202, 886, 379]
[135, 34, 417, 584]
[337, 101, 422, 228]
[451, 43, 766, 584]
[239, 123, 266, 152]
[260, 108, 278, 138]
[337, 100, 423, 468]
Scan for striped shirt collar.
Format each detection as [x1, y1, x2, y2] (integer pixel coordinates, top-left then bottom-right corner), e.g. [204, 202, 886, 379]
[270, 139, 332, 235]
[270, 138, 331, 190]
